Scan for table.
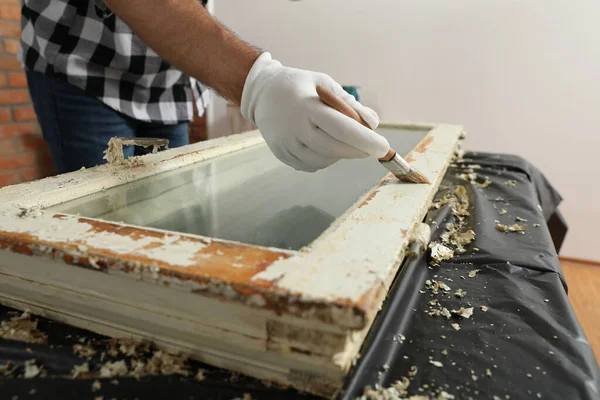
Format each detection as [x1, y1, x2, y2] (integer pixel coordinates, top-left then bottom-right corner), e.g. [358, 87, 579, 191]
[1, 152, 598, 400]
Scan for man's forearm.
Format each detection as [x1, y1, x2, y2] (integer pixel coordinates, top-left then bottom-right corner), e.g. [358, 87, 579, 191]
[105, 0, 260, 105]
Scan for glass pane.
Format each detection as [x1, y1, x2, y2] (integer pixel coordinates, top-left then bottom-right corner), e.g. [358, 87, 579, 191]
[50, 127, 427, 250]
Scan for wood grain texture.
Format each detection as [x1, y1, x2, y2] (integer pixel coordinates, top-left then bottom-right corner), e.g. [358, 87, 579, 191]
[0, 121, 464, 397]
[562, 260, 600, 361]
[0, 122, 463, 328]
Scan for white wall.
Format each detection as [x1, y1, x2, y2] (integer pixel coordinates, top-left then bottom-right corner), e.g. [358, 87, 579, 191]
[211, 0, 600, 260]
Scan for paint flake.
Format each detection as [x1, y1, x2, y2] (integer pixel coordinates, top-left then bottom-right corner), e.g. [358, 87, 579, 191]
[72, 362, 90, 379]
[452, 307, 474, 319]
[425, 280, 451, 295]
[429, 360, 443, 368]
[0, 311, 47, 344]
[468, 269, 480, 278]
[451, 323, 461, 331]
[496, 223, 526, 234]
[24, 359, 41, 379]
[441, 308, 452, 320]
[100, 360, 128, 378]
[73, 344, 97, 359]
[429, 242, 454, 265]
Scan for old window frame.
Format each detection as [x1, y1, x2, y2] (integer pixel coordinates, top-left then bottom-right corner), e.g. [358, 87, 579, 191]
[0, 121, 464, 397]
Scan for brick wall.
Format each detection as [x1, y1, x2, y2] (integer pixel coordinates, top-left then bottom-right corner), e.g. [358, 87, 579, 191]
[0, 0, 54, 189]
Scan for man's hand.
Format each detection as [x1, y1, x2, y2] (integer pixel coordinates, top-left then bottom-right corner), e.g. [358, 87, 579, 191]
[105, 0, 390, 172]
[241, 53, 390, 172]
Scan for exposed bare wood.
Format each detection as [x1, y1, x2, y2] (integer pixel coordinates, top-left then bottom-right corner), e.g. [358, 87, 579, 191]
[0, 121, 463, 397]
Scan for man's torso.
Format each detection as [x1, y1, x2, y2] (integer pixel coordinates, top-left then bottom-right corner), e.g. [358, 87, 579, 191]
[20, 0, 209, 123]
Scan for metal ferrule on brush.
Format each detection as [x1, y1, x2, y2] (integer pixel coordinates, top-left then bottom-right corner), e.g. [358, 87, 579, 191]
[379, 152, 412, 177]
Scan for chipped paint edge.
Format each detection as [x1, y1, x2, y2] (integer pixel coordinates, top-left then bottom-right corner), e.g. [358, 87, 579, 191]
[0, 122, 463, 329]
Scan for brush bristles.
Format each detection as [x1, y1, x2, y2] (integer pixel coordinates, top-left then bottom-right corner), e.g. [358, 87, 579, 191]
[397, 168, 430, 184]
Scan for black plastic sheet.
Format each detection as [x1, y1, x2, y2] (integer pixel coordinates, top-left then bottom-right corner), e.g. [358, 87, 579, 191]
[1, 152, 598, 400]
[339, 152, 599, 400]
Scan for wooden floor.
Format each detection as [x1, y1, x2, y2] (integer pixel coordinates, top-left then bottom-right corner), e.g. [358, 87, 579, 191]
[562, 259, 600, 361]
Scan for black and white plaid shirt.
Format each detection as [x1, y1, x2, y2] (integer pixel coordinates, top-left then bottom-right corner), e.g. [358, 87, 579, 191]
[18, 0, 210, 124]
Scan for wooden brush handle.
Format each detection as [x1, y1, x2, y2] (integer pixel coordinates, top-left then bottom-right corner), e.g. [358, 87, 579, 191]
[316, 85, 395, 161]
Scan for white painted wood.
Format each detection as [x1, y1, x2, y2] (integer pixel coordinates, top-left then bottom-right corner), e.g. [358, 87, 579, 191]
[0, 121, 463, 397]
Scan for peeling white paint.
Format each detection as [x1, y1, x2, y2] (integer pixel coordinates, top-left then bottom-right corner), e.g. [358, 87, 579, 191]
[0, 122, 462, 328]
[0, 205, 206, 268]
[0, 125, 461, 400]
[251, 124, 462, 305]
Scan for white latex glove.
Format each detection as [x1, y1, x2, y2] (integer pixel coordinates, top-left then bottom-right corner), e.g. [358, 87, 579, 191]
[240, 52, 390, 172]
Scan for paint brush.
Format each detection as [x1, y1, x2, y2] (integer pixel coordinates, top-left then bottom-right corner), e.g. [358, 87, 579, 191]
[316, 85, 430, 184]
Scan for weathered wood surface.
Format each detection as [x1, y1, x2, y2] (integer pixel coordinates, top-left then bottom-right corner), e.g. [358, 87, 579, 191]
[0, 121, 464, 397]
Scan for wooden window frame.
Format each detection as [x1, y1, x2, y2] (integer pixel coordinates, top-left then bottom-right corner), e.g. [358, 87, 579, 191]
[0, 121, 464, 397]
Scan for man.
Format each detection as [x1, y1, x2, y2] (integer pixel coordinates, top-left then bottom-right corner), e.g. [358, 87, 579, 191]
[20, 0, 390, 174]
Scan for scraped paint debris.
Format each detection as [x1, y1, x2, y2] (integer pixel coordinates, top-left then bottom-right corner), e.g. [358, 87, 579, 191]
[468, 269, 480, 278]
[451, 307, 474, 319]
[24, 359, 41, 379]
[496, 223, 526, 234]
[429, 242, 455, 265]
